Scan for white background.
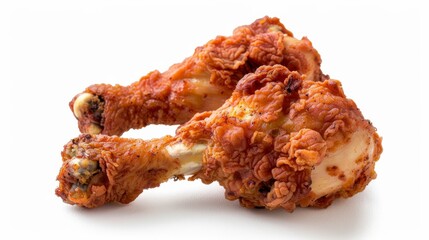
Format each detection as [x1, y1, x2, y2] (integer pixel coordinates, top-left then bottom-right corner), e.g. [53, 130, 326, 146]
[1, 0, 425, 239]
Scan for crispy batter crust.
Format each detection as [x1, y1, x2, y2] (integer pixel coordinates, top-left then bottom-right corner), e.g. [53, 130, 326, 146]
[71, 16, 324, 136]
[178, 65, 382, 211]
[58, 65, 382, 211]
[56, 134, 179, 208]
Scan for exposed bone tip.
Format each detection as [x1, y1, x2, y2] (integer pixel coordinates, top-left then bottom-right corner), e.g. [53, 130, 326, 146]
[73, 93, 94, 119]
[88, 123, 102, 134]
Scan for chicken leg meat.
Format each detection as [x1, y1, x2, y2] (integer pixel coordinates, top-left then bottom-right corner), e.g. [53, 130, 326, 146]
[56, 65, 382, 211]
[71, 16, 324, 136]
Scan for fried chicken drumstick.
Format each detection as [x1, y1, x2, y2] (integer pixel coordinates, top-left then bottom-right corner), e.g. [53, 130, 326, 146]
[57, 65, 382, 211]
[71, 16, 324, 136]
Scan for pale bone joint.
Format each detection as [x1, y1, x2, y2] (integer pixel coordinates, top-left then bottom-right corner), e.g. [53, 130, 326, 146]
[73, 93, 94, 119]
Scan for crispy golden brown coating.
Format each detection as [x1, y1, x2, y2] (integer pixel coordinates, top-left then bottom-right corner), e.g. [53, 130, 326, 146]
[71, 16, 324, 136]
[178, 65, 382, 210]
[56, 134, 179, 208]
[56, 65, 382, 211]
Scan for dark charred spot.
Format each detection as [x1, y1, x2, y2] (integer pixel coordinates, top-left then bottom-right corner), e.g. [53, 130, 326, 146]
[82, 95, 105, 125]
[285, 75, 301, 93]
[88, 100, 99, 113]
[258, 184, 271, 195]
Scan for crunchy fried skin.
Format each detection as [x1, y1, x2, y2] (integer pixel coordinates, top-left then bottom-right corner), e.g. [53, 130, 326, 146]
[56, 135, 179, 208]
[177, 65, 382, 210]
[71, 16, 324, 136]
[56, 65, 382, 211]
